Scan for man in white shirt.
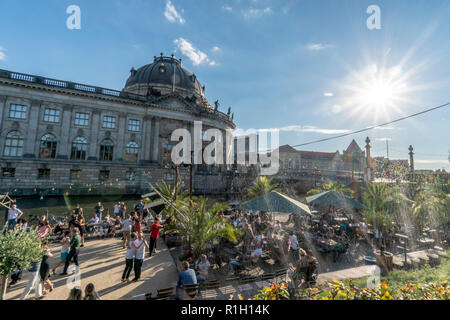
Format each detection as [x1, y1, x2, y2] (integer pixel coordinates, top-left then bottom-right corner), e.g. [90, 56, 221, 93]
[89, 213, 100, 233]
[195, 254, 211, 282]
[113, 202, 120, 217]
[8, 204, 23, 229]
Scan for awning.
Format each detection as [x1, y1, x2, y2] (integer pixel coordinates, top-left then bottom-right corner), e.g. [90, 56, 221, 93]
[306, 190, 365, 209]
[239, 191, 312, 216]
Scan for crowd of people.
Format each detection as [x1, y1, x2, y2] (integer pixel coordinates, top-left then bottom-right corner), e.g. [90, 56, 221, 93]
[4, 199, 167, 300]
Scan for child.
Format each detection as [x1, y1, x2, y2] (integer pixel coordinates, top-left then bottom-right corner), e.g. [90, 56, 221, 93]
[52, 231, 71, 274]
[121, 232, 137, 282]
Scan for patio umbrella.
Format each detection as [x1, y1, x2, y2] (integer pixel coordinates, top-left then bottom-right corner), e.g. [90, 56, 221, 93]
[239, 191, 312, 216]
[305, 190, 365, 209]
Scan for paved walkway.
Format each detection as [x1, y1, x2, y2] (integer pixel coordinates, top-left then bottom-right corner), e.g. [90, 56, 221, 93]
[317, 265, 378, 285]
[5, 237, 178, 300]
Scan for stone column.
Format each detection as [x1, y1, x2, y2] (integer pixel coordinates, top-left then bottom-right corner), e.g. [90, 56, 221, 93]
[142, 115, 152, 162]
[58, 105, 73, 159]
[151, 116, 160, 163]
[116, 112, 127, 161]
[23, 100, 41, 158]
[88, 110, 100, 160]
[409, 145, 414, 172]
[365, 136, 372, 181]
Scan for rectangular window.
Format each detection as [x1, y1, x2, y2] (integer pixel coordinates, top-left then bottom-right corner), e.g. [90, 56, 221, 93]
[70, 170, 82, 179]
[102, 116, 116, 129]
[128, 119, 140, 132]
[38, 169, 51, 179]
[2, 168, 15, 177]
[9, 104, 27, 119]
[99, 170, 110, 180]
[43, 108, 60, 123]
[74, 112, 89, 126]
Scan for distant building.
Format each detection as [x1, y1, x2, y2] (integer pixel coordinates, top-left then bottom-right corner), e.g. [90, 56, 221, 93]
[373, 157, 409, 178]
[271, 139, 371, 191]
[0, 55, 235, 196]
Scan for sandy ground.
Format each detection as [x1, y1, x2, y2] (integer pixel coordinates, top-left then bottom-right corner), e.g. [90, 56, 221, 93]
[4, 236, 178, 300]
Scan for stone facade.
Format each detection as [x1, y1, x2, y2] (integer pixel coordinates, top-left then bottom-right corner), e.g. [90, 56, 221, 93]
[0, 58, 235, 196]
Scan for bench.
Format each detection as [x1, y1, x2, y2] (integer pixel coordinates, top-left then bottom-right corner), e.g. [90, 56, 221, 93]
[183, 283, 200, 300]
[147, 287, 176, 300]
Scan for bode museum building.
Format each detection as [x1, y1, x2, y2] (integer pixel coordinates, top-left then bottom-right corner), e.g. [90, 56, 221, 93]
[0, 54, 236, 196]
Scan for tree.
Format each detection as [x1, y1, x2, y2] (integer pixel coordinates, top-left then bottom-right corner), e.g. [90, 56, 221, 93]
[247, 176, 280, 199]
[412, 186, 449, 233]
[308, 181, 355, 197]
[0, 225, 44, 300]
[169, 198, 241, 258]
[154, 180, 189, 219]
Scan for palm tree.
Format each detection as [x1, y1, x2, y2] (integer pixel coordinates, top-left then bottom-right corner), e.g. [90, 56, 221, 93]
[247, 176, 280, 199]
[321, 181, 354, 197]
[412, 186, 449, 233]
[169, 198, 241, 258]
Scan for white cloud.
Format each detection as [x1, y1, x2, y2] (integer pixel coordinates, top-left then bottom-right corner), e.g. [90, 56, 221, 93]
[174, 38, 216, 66]
[222, 5, 233, 12]
[234, 125, 350, 136]
[415, 160, 449, 164]
[211, 46, 222, 54]
[164, 0, 185, 24]
[0, 46, 7, 61]
[243, 7, 272, 19]
[375, 138, 392, 141]
[306, 43, 334, 51]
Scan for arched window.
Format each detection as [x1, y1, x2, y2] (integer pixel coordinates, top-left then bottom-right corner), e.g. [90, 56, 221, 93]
[71, 137, 87, 160]
[125, 142, 139, 162]
[39, 134, 57, 159]
[4, 131, 24, 157]
[99, 139, 114, 161]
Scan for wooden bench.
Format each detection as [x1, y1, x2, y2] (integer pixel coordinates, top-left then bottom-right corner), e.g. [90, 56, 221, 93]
[183, 283, 200, 300]
[203, 280, 220, 290]
[275, 268, 288, 282]
[260, 273, 276, 282]
[239, 276, 258, 285]
[148, 287, 176, 300]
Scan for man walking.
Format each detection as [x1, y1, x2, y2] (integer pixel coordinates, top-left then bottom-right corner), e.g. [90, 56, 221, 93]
[149, 218, 163, 256]
[60, 227, 82, 275]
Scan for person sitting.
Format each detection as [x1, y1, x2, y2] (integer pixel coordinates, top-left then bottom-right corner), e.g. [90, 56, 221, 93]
[67, 287, 82, 300]
[99, 216, 113, 238]
[88, 213, 100, 234]
[39, 220, 52, 239]
[228, 256, 243, 276]
[176, 261, 197, 299]
[195, 254, 211, 282]
[249, 241, 263, 264]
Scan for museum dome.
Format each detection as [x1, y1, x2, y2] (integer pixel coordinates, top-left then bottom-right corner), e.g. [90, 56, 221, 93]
[124, 54, 204, 96]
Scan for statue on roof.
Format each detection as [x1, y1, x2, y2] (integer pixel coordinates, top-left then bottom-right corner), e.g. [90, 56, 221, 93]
[214, 100, 219, 111]
[227, 107, 231, 116]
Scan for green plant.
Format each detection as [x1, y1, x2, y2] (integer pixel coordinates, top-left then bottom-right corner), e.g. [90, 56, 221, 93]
[252, 282, 290, 300]
[247, 176, 280, 199]
[169, 198, 241, 258]
[0, 224, 45, 300]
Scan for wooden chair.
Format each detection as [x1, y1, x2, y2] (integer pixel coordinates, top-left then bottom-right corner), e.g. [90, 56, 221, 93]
[260, 272, 276, 282]
[275, 268, 287, 282]
[148, 287, 176, 300]
[183, 283, 199, 300]
[204, 280, 220, 290]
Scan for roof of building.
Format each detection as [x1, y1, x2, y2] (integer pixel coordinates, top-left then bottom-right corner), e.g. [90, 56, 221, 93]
[124, 55, 204, 96]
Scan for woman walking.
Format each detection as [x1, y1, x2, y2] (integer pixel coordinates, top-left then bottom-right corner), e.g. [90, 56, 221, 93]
[121, 232, 137, 282]
[52, 230, 71, 274]
[132, 232, 149, 282]
[40, 241, 54, 295]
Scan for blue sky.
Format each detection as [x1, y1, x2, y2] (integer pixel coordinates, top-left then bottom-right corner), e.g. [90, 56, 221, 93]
[0, 0, 449, 170]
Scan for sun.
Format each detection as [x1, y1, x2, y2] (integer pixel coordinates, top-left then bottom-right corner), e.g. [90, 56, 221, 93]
[339, 63, 413, 123]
